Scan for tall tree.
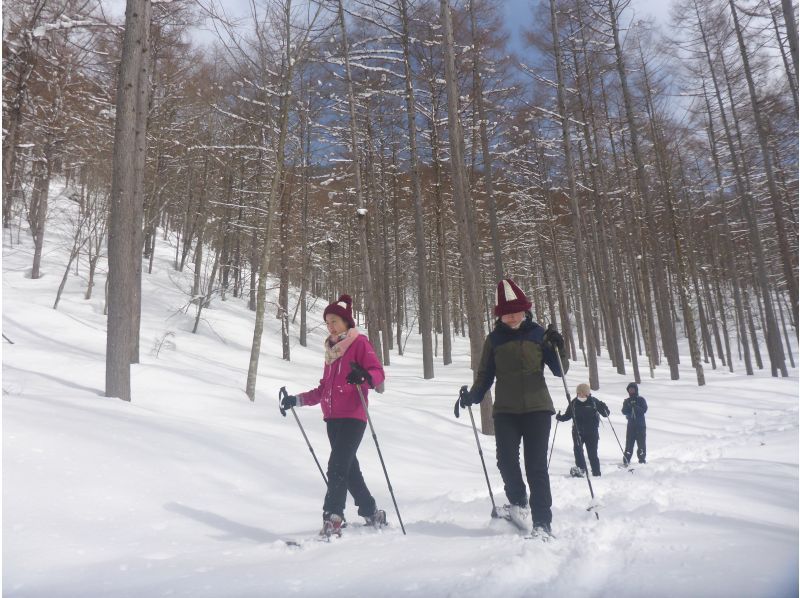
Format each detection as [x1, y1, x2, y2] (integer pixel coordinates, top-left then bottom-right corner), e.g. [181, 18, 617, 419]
[441, 0, 492, 433]
[399, 0, 434, 378]
[106, 0, 152, 401]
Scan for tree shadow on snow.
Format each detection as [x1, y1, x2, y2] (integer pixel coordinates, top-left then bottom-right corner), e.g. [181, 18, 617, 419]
[164, 502, 284, 544]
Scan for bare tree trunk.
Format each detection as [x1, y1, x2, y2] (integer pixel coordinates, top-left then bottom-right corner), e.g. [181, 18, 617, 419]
[29, 153, 52, 279]
[549, 0, 598, 388]
[607, 0, 663, 379]
[399, 0, 434, 378]
[193, 246, 220, 334]
[441, 0, 492, 433]
[279, 171, 292, 361]
[130, 23, 153, 366]
[364, 119, 391, 366]
[768, 0, 799, 115]
[429, 96, 453, 365]
[571, 11, 625, 374]
[729, 0, 789, 376]
[299, 82, 311, 347]
[246, 2, 296, 400]
[782, 0, 799, 79]
[106, 0, 152, 402]
[244, 0, 322, 398]
[3, 3, 44, 228]
[469, 0, 503, 279]
[335, 0, 384, 359]
[54, 236, 88, 310]
[695, 23, 754, 375]
[391, 144, 404, 356]
[637, 47, 704, 385]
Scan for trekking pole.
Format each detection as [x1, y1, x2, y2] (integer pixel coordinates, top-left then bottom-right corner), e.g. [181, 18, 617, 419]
[604, 415, 627, 462]
[279, 386, 328, 486]
[547, 417, 559, 470]
[553, 343, 599, 520]
[351, 368, 406, 535]
[454, 386, 501, 519]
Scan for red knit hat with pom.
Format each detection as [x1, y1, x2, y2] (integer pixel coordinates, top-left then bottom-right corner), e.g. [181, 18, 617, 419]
[323, 294, 356, 328]
[494, 279, 532, 317]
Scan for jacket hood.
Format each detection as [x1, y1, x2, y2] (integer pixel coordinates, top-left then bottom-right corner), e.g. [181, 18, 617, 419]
[626, 382, 638, 393]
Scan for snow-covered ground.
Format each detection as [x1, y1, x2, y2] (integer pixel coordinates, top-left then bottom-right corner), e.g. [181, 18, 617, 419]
[3, 187, 798, 597]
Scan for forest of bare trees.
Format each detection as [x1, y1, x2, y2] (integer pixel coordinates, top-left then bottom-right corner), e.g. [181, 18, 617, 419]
[3, 0, 797, 430]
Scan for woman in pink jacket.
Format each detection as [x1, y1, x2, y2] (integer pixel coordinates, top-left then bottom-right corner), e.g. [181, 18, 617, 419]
[280, 294, 386, 537]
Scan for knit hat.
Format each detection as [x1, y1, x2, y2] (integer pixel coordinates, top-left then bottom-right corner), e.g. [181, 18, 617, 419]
[323, 294, 356, 328]
[494, 279, 532, 317]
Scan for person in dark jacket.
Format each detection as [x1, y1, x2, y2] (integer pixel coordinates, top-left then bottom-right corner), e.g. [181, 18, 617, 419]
[280, 294, 387, 537]
[457, 279, 568, 536]
[622, 382, 648, 464]
[556, 383, 610, 477]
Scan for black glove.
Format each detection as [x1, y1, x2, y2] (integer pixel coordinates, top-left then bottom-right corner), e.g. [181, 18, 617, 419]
[555, 410, 565, 421]
[278, 386, 298, 417]
[454, 385, 482, 418]
[280, 394, 298, 411]
[544, 325, 565, 354]
[459, 385, 477, 408]
[347, 362, 374, 388]
[599, 405, 610, 417]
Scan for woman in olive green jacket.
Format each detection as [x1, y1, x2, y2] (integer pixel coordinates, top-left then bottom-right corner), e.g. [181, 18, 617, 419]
[459, 279, 568, 535]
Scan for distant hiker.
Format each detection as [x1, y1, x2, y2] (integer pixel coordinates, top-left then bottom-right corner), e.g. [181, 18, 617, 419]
[556, 383, 610, 477]
[622, 382, 648, 465]
[279, 294, 387, 537]
[457, 279, 568, 536]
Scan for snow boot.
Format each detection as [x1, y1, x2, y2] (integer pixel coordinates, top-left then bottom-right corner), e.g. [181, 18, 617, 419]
[570, 466, 586, 478]
[531, 521, 553, 540]
[364, 509, 387, 528]
[508, 504, 531, 531]
[320, 513, 344, 538]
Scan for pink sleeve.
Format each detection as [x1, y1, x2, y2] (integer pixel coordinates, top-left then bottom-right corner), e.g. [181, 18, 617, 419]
[353, 336, 385, 389]
[299, 378, 324, 406]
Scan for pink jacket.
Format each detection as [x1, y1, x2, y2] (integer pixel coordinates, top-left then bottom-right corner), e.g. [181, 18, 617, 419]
[299, 334, 385, 422]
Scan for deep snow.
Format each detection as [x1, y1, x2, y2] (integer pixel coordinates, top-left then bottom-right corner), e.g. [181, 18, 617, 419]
[3, 186, 798, 597]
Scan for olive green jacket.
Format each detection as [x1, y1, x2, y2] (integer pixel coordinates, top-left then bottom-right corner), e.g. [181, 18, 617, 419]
[469, 318, 568, 415]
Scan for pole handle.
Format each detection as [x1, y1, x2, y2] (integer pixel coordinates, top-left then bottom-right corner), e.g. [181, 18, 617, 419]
[279, 386, 288, 417]
[454, 385, 468, 418]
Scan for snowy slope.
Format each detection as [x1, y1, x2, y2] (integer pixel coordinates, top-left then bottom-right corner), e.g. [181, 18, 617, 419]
[3, 189, 798, 597]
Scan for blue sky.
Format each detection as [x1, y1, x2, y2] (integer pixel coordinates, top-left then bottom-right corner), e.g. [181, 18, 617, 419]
[125, 0, 676, 51]
[501, 0, 677, 57]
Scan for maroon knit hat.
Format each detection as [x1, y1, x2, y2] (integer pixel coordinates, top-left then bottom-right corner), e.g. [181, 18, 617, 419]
[323, 294, 356, 328]
[494, 279, 532, 317]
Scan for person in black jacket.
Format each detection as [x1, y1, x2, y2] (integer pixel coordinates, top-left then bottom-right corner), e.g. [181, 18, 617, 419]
[556, 383, 610, 477]
[622, 382, 648, 464]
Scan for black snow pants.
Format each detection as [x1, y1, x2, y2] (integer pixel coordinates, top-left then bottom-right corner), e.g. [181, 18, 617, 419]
[624, 423, 646, 464]
[494, 411, 553, 525]
[572, 426, 600, 475]
[322, 418, 376, 518]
